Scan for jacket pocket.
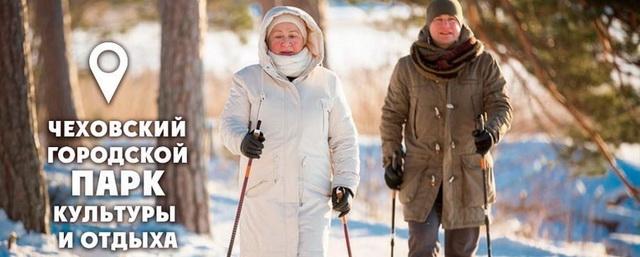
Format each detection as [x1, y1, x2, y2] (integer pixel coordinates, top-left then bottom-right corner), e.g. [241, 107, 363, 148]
[471, 92, 482, 118]
[320, 98, 332, 136]
[398, 157, 427, 204]
[460, 153, 495, 207]
[243, 157, 276, 197]
[410, 89, 439, 141]
[408, 96, 419, 140]
[302, 155, 332, 197]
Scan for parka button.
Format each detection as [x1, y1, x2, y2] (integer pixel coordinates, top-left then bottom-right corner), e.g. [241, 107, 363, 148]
[446, 104, 454, 109]
[434, 107, 441, 118]
[448, 176, 455, 183]
[451, 141, 456, 149]
[435, 143, 441, 152]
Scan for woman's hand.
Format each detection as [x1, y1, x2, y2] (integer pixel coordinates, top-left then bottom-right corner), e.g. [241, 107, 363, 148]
[332, 187, 353, 217]
[240, 130, 265, 159]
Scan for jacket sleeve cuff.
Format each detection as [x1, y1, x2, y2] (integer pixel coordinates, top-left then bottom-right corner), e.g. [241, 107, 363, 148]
[332, 176, 359, 197]
[487, 127, 500, 144]
[382, 142, 402, 158]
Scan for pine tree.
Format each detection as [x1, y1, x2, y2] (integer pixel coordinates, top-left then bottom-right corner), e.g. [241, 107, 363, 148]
[156, 0, 211, 234]
[0, 0, 51, 234]
[33, 0, 84, 148]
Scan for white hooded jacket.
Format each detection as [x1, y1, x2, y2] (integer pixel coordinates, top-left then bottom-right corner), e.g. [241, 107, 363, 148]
[219, 6, 360, 257]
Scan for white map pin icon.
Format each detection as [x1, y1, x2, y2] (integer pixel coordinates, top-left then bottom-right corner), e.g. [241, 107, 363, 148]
[89, 42, 128, 104]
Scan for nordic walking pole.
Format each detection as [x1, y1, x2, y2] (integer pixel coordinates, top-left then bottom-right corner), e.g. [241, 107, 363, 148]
[337, 190, 353, 257]
[476, 114, 492, 257]
[391, 190, 397, 257]
[341, 216, 353, 257]
[480, 154, 492, 257]
[226, 120, 262, 257]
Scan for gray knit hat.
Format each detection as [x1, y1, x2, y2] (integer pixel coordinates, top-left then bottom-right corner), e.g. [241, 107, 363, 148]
[426, 0, 464, 26]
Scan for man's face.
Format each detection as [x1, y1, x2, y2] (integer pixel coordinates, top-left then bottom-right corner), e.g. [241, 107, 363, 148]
[428, 14, 462, 48]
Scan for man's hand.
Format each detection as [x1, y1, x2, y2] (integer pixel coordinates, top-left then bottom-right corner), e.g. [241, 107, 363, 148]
[384, 149, 405, 190]
[473, 129, 494, 156]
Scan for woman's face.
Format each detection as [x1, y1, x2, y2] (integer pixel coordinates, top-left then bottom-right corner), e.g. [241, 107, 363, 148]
[267, 22, 304, 56]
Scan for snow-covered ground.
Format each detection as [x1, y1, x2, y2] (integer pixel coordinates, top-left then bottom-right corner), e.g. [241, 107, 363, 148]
[2, 136, 639, 257]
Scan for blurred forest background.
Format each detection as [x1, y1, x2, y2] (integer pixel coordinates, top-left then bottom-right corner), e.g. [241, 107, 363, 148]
[33, 0, 639, 174]
[0, 0, 639, 255]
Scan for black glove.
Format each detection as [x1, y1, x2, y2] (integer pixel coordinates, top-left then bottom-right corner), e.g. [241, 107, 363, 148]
[473, 129, 494, 156]
[384, 149, 405, 190]
[332, 186, 353, 218]
[240, 130, 265, 159]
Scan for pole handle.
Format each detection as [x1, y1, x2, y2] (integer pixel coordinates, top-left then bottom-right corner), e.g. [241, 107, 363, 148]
[476, 113, 486, 131]
[252, 120, 262, 137]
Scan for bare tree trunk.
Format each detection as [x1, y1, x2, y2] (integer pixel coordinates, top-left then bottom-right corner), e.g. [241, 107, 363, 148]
[156, 0, 210, 234]
[258, 0, 329, 67]
[0, 0, 51, 234]
[32, 0, 83, 148]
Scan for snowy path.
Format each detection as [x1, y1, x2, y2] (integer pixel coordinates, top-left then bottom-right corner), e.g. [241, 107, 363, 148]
[3, 137, 637, 256]
[0, 188, 614, 257]
[208, 193, 608, 257]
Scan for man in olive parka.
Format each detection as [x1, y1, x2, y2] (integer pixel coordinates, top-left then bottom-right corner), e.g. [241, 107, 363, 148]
[379, 0, 512, 256]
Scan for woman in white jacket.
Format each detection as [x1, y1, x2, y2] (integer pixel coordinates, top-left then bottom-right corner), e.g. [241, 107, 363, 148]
[219, 6, 360, 257]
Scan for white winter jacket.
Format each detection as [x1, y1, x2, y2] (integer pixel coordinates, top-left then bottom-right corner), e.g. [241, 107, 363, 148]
[219, 6, 360, 257]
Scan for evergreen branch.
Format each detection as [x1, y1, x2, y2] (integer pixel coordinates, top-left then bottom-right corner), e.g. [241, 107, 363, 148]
[499, 0, 640, 203]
